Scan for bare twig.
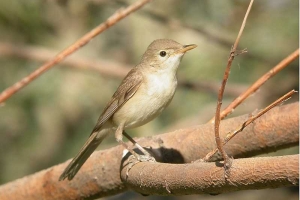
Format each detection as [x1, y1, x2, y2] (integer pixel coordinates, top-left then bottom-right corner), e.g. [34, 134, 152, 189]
[108, 0, 272, 65]
[214, 0, 254, 177]
[209, 48, 299, 123]
[204, 89, 297, 161]
[0, 0, 153, 104]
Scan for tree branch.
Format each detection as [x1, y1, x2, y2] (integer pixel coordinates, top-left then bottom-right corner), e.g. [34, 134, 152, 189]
[121, 155, 299, 196]
[0, 0, 153, 104]
[209, 48, 299, 122]
[204, 89, 297, 161]
[0, 102, 297, 199]
[214, 0, 254, 177]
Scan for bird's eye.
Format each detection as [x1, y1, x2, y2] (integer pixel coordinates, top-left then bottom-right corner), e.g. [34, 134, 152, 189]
[159, 51, 166, 57]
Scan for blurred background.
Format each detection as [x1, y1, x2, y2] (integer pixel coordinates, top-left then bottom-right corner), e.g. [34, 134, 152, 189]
[0, 0, 298, 199]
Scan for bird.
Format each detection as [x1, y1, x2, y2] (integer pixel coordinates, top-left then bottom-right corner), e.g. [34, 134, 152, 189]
[59, 39, 197, 181]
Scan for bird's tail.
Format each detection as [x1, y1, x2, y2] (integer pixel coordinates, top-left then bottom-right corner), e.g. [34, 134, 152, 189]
[59, 128, 111, 181]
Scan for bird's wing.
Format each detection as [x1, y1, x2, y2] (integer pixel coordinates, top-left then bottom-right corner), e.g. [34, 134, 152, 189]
[59, 69, 143, 180]
[91, 68, 143, 134]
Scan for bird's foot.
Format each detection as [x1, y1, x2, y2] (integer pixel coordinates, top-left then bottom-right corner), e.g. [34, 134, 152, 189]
[125, 154, 156, 178]
[136, 154, 156, 162]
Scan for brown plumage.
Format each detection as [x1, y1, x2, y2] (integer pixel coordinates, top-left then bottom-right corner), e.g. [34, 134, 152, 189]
[59, 39, 197, 181]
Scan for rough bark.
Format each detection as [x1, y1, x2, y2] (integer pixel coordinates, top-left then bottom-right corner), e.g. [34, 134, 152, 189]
[121, 155, 299, 195]
[0, 102, 298, 199]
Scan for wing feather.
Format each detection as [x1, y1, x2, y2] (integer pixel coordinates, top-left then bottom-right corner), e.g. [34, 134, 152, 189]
[91, 69, 143, 133]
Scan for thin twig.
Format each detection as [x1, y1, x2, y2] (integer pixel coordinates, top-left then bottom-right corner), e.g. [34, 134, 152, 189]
[209, 48, 299, 123]
[109, 0, 272, 65]
[214, 0, 254, 178]
[204, 89, 297, 161]
[0, 0, 152, 104]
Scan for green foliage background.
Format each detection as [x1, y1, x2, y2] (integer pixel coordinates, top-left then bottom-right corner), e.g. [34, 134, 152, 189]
[0, 0, 298, 199]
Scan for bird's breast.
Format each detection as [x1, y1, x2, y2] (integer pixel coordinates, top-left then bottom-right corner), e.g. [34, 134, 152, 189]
[146, 70, 177, 97]
[113, 70, 178, 129]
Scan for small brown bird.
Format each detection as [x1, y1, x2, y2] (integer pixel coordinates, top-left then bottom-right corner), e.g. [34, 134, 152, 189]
[59, 39, 197, 181]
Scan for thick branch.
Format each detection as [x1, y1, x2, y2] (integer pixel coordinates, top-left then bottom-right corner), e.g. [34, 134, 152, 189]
[0, 102, 297, 199]
[121, 155, 299, 196]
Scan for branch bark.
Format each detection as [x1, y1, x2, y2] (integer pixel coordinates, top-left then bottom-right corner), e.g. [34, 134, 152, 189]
[121, 155, 299, 195]
[0, 102, 298, 199]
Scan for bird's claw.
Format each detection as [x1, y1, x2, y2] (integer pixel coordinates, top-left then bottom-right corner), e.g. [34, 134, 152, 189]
[126, 154, 156, 178]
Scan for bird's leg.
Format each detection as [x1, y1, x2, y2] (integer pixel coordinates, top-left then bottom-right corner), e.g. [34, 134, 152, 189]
[116, 124, 156, 178]
[115, 123, 155, 162]
[115, 122, 142, 160]
[122, 131, 152, 157]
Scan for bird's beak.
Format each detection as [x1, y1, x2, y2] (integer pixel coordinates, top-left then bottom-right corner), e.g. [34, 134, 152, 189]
[175, 44, 197, 54]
